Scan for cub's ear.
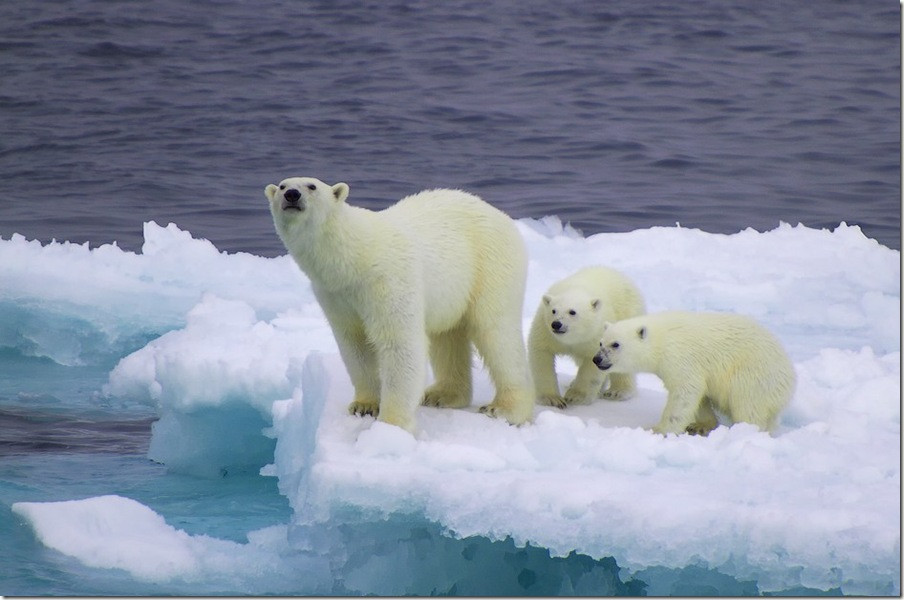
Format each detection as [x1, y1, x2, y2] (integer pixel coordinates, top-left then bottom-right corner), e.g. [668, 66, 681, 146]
[591, 299, 601, 311]
[637, 326, 646, 340]
[332, 182, 350, 203]
[265, 184, 279, 201]
[602, 321, 611, 332]
[542, 295, 551, 306]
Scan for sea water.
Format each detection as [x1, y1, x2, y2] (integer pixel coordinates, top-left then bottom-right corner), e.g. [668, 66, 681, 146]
[0, 0, 899, 254]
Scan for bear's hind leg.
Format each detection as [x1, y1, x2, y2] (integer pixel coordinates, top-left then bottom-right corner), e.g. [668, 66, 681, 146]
[423, 322, 473, 409]
[727, 392, 780, 432]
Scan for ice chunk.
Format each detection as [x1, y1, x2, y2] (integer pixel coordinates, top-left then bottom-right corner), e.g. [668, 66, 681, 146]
[270, 350, 899, 594]
[12, 495, 224, 581]
[6, 220, 897, 595]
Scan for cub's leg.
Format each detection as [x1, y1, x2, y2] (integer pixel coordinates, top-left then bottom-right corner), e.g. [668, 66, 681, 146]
[652, 380, 706, 435]
[685, 398, 719, 436]
[602, 373, 636, 400]
[729, 391, 781, 433]
[563, 359, 606, 405]
[423, 321, 472, 409]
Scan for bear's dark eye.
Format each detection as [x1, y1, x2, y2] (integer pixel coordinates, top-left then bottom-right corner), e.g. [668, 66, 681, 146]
[279, 184, 286, 190]
[568, 310, 576, 316]
[307, 183, 317, 191]
[611, 342, 620, 349]
[551, 309, 557, 315]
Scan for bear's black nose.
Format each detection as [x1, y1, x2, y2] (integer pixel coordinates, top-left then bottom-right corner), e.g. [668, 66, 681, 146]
[284, 189, 301, 203]
[592, 354, 603, 366]
[551, 320, 563, 331]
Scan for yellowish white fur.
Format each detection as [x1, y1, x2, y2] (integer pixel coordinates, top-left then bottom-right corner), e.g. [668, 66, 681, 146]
[528, 266, 646, 408]
[266, 177, 534, 433]
[594, 311, 795, 435]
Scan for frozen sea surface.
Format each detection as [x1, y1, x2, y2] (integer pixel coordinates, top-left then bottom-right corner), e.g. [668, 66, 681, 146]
[2, 218, 899, 596]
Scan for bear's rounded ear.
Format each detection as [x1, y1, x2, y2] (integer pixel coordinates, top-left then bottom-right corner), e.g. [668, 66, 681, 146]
[602, 321, 611, 332]
[265, 184, 279, 201]
[591, 299, 601, 311]
[542, 295, 551, 306]
[637, 326, 646, 340]
[332, 182, 350, 203]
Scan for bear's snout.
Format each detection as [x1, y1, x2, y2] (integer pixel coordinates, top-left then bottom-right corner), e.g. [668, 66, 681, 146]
[282, 188, 304, 212]
[551, 320, 566, 334]
[592, 352, 611, 370]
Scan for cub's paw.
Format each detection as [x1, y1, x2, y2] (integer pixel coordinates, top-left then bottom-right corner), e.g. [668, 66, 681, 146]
[537, 393, 567, 409]
[422, 385, 470, 409]
[601, 387, 635, 401]
[348, 398, 380, 418]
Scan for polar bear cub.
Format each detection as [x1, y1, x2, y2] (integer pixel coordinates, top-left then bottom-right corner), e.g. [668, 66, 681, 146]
[528, 266, 646, 408]
[594, 311, 795, 435]
[266, 177, 534, 433]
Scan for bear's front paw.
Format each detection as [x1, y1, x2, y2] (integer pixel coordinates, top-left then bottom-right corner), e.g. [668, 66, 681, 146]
[563, 387, 594, 406]
[480, 389, 534, 425]
[422, 385, 471, 409]
[537, 393, 567, 409]
[348, 398, 380, 418]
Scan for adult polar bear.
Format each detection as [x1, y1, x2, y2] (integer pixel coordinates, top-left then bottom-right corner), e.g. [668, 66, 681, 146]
[266, 177, 534, 433]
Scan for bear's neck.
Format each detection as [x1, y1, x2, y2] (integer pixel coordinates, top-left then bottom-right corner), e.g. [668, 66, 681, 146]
[287, 204, 373, 290]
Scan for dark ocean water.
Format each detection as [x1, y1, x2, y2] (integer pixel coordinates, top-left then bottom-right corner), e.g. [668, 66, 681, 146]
[0, 0, 899, 254]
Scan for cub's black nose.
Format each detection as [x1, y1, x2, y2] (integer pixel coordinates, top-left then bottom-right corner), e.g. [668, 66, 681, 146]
[592, 354, 603, 366]
[551, 320, 563, 331]
[284, 188, 301, 203]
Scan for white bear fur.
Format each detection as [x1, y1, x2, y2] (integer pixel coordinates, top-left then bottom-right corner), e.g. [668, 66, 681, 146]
[266, 177, 534, 433]
[528, 266, 646, 408]
[594, 311, 795, 435]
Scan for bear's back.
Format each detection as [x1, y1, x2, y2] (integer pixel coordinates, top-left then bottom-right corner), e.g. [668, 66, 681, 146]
[379, 188, 527, 330]
[650, 311, 791, 371]
[383, 188, 523, 258]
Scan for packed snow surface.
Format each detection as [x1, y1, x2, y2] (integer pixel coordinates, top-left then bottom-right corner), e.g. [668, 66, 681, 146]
[6, 218, 900, 595]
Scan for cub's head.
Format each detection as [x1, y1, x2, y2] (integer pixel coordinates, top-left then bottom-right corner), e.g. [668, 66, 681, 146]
[264, 177, 349, 237]
[540, 291, 603, 344]
[593, 319, 648, 373]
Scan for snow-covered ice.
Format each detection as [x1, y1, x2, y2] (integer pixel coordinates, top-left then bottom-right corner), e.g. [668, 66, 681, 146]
[5, 218, 900, 595]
